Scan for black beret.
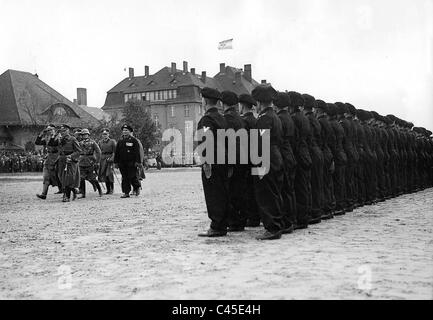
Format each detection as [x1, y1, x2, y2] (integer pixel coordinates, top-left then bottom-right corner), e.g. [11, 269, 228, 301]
[121, 124, 133, 132]
[326, 103, 337, 116]
[370, 111, 380, 120]
[407, 122, 414, 129]
[273, 92, 291, 108]
[238, 93, 257, 106]
[302, 94, 316, 109]
[386, 114, 397, 123]
[345, 103, 356, 115]
[315, 99, 327, 111]
[335, 102, 348, 115]
[221, 90, 239, 106]
[201, 87, 221, 100]
[252, 84, 277, 103]
[288, 91, 304, 108]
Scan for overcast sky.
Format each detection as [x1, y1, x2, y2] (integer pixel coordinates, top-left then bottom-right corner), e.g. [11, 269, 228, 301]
[1, 0, 432, 130]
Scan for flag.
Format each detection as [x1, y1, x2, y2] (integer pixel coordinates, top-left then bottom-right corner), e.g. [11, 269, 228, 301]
[218, 38, 233, 50]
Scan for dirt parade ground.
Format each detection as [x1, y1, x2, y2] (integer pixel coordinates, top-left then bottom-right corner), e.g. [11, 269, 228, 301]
[0, 168, 432, 300]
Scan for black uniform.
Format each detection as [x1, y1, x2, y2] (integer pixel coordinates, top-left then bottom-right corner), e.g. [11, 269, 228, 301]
[197, 107, 230, 232]
[277, 109, 297, 229]
[223, 106, 248, 229]
[329, 118, 347, 213]
[114, 135, 141, 195]
[241, 111, 260, 226]
[253, 106, 284, 233]
[292, 110, 313, 226]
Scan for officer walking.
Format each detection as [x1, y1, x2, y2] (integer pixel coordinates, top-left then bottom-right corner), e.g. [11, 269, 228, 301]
[98, 129, 116, 194]
[78, 128, 102, 198]
[114, 124, 142, 198]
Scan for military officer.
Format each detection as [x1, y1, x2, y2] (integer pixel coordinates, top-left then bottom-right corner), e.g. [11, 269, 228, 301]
[302, 94, 324, 224]
[289, 91, 312, 229]
[251, 84, 284, 240]
[114, 124, 142, 198]
[221, 90, 247, 232]
[35, 124, 61, 199]
[57, 124, 82, 202]
[273, 91, 297, 233]
[78, 128, 102, 198]
[239, 93, 260, 227]
[98, 129, 116, 194]
[197, 87, 230, 237]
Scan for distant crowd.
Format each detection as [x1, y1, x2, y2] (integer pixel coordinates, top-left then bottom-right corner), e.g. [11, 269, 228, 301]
[0, 151, 44, 173]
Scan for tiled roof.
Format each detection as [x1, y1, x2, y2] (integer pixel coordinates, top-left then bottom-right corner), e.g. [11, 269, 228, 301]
[0, 69, 100, 127]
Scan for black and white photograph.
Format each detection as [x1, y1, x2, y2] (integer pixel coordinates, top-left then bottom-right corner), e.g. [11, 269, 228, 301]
[0, 0, 432, 304]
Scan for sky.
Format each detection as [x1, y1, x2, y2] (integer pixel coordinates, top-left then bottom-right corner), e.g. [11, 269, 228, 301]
[1, 0, 432, 130]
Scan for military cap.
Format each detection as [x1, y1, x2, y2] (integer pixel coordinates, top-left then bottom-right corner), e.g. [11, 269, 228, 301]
[238, 93, 257, 106]
[80, 128, 90, 135]
[102, 129, 110, 134]
[252, 84, 277, 103]
[220, 91, 239, 106]
[345, 103, 356, 115]
[121, 124, 133, 132]
[370, 111, 380, 120]
[326, 103, 337, 116]
[288, 91, 304, 108]
[386, 114, 397, 123]
[201, 87, 221, 100]
[407, 122, 414, 129]
[335, 102, 348, 115]
[302, 94, 316, 109]
[315, 100, 328, 112]
[273, 92, 291, 108]
[413, 127, 422, 134]
[59, 124, 71, 130]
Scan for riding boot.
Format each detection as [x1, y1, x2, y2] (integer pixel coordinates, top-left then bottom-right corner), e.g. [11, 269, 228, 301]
[93, 180, 103, 196]
[105, 182, 110, 194]
[37, 183, 49, 199]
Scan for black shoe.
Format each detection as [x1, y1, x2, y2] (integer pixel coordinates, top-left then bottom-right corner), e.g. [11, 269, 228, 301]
[120, 194, 130, 198]
[54, 190, 63, 194]
[294, 223, 308, 230]
[134, 188, 140, 196]
[72, 190, 77, 201]
[36, 194, 47, 199]
[78, 194, 86, 199]
[198, 228, 227, 237]
[256, 230, 282, 240]
[245, 220, 260, 227]
[334, 209, 345, 216]
[321, 212, 333, 220]
[309, 217, 322, 224]
[281, 225, 294, 234]
[228, 226, 245, 232]
[62, 196, 70, 202]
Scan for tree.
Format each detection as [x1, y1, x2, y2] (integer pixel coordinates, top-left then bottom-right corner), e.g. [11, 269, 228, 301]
[123, 100, 160, 153]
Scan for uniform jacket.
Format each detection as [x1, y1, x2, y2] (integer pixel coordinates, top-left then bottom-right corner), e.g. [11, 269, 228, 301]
[292, 110, 312, 169]
[114, 135, 141, 166]
[277, 109, 297, 169]
[79, 138, 101, 167]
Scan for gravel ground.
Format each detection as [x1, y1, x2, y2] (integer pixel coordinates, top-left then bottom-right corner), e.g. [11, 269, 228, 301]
[0, 168, 432, 300]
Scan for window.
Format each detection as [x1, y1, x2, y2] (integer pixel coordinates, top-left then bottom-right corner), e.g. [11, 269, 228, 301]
[172, 89, 177, 99]
[184, 105, 190, 117]
[154, 114, 159, 126]
[170, 106, 175, 117]
[141, 93, 146, 101]
[163, 90, 168, 100]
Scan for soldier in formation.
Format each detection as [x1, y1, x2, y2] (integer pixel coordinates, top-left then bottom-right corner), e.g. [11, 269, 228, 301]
[197, 85, 433, 240]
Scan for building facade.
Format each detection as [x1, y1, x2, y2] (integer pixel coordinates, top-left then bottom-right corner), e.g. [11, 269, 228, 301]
[102, 61, 259, 157]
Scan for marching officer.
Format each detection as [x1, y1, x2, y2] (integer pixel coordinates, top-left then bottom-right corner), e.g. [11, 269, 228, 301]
[239, 93, 260, 227]
[197, 87, 230, 237]
[114, 124, 142, 198]
[35, 124, 61, 199]
[98, 129, 116, 194]
[251, 84, 285, 240]
[78, 128, 102, 198]
[57, 124, 82, 202]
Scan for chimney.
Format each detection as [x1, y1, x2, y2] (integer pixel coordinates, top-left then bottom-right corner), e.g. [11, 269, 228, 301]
[73, 98, 77, 104]
[235, 71, 242, 82]
[201, 71, 206, 82]
[128, 67, 134, 79]
[220, 63, 225, 74]
[77, 88, 87, 106]
[171, 62, 176, 74]
[244, 64, 252, 82]
[261, 80, 267, 84]
[190, 68, 195, 75]
[183, 61, 188, 73]
[145, 65, 149, 77]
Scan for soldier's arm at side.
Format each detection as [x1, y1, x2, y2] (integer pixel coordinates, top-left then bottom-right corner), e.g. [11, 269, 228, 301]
[93, 141, 102, 163]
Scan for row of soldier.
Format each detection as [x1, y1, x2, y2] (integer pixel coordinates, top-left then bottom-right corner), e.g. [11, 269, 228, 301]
[197, 85, 433, 240]
[0, 151, 44, 173]
[34, 124, 146, 202]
